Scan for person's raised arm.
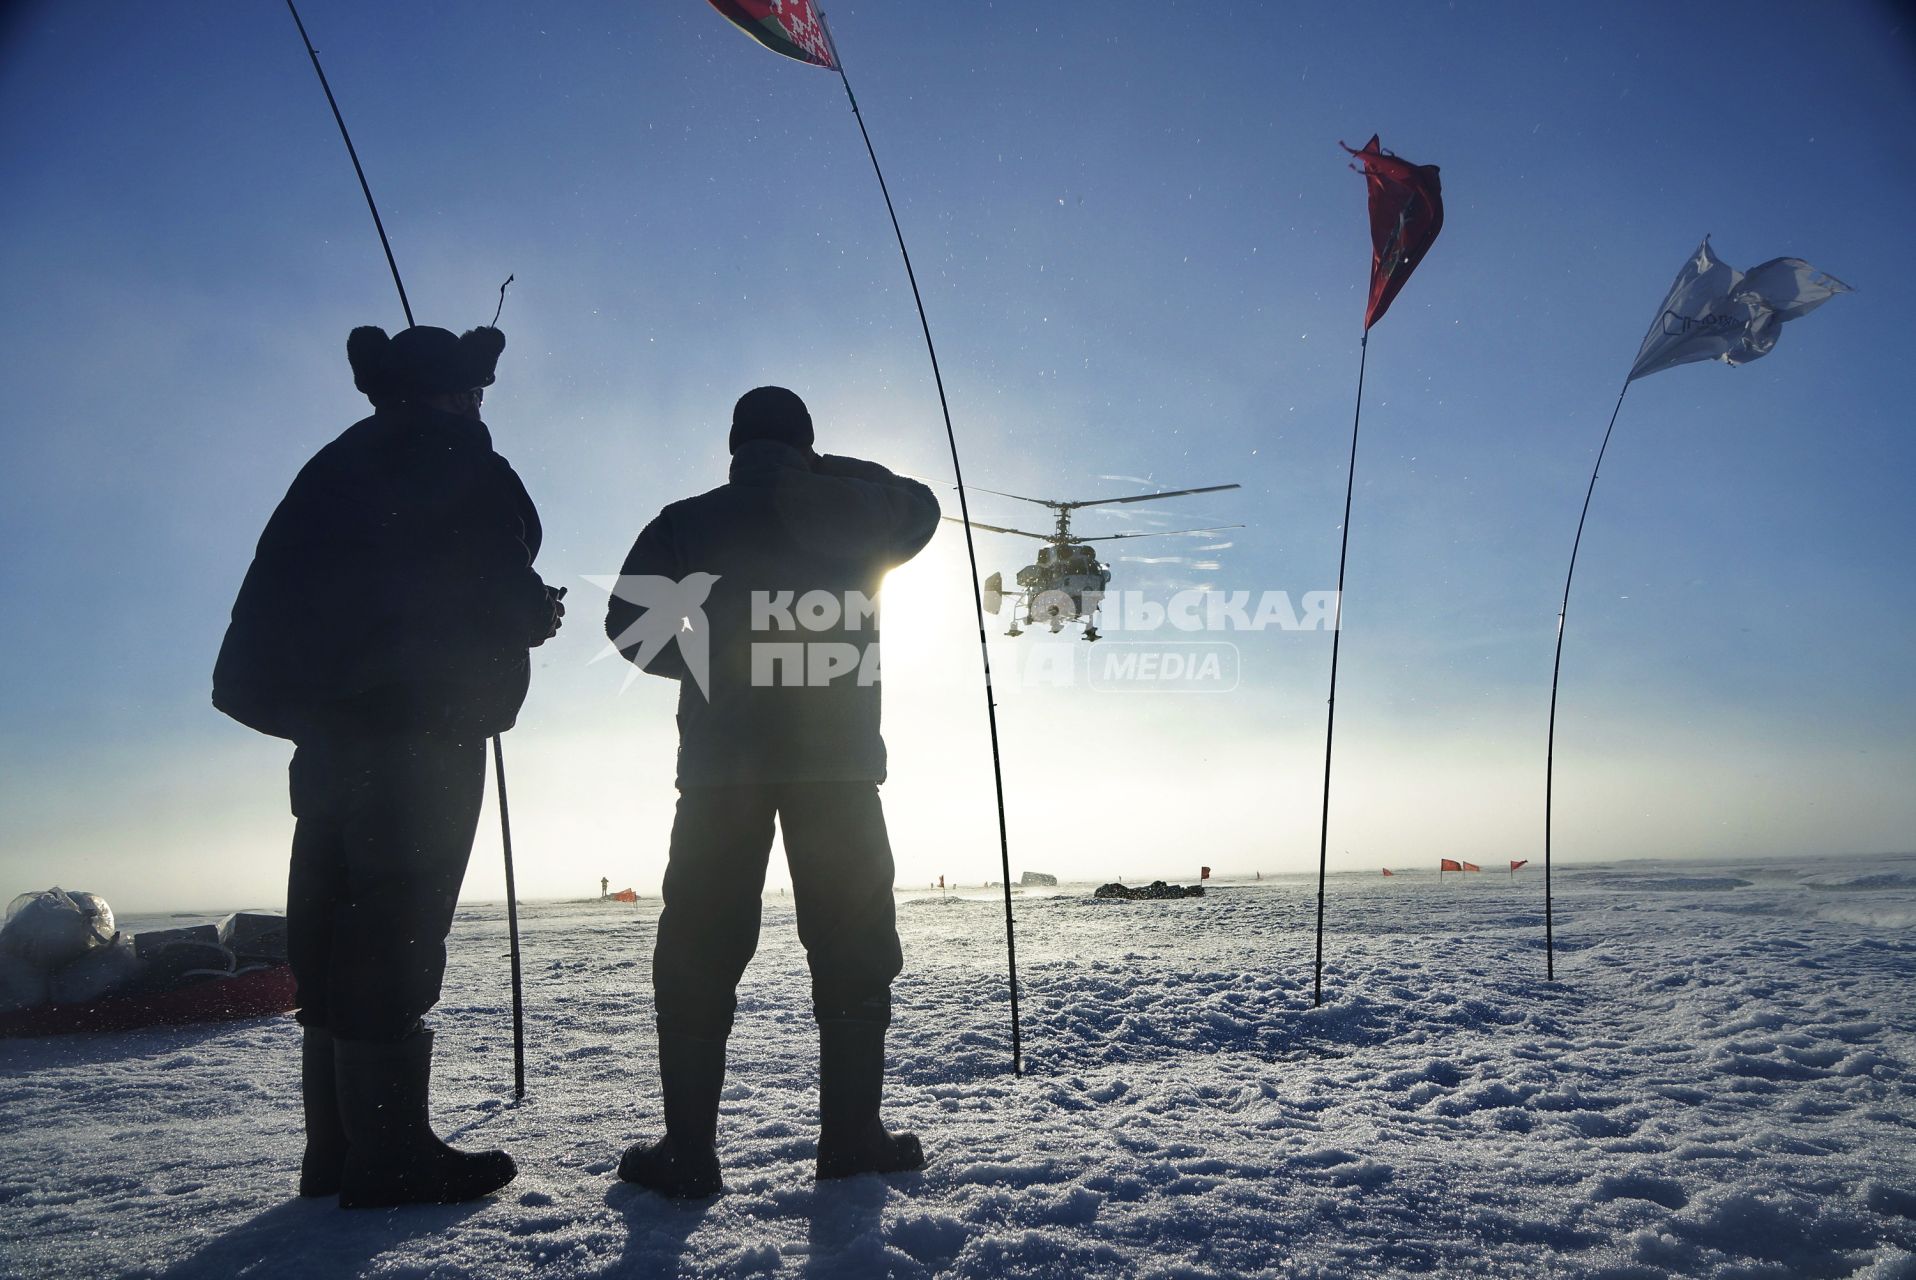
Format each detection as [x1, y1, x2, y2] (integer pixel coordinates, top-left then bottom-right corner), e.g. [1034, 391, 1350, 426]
[788, 454, 942, 568]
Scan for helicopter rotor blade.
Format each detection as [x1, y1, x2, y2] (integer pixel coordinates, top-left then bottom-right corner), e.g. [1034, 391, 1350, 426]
[941, 515, 1055, 539]
[1078, 524, 1246, 542]
[962, 485, 1064, 509]
[1064, 483, 1242, 510]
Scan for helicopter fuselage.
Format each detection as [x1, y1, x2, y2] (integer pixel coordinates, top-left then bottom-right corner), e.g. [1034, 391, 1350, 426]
[1014, 542, 1112, 635]
[958, 479, 1242, 643]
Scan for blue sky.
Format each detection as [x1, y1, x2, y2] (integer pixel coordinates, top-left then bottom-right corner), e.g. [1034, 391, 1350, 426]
[2, 1, 1912, 909]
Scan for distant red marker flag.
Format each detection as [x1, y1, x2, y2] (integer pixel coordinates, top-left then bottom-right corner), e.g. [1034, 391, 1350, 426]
[1460, 861, 1482, 873]
[706, 0, 837, 69]
[1381, 868, 1395, 877]
[1510, 860, 1529, 872]
[1440, 858, 1463, 873]
[1342, 135, 1444, 329]
[1200, 866, 1212, 881]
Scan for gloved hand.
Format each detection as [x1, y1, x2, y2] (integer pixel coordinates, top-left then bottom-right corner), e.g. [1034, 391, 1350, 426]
[533, 585, 566, 646]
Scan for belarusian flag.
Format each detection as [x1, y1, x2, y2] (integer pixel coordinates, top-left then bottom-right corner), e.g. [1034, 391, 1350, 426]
[706, 0, 837, 69]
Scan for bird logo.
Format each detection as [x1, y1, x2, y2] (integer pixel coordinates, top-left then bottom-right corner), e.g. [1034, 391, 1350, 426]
[584, 572, 722, 698]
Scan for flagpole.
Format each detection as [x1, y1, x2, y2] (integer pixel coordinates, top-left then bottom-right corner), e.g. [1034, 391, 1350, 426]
[1313, 327, 1368, 1008]
[819, 12, 1023, 1076]
[284, 0, 413, 328]
[1543, 381, 1629, 982]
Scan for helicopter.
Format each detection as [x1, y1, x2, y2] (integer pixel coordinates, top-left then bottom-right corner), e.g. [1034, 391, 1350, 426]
[948, 483, 1242, 640]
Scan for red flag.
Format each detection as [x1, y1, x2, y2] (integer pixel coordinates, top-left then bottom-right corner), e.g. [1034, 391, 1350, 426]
[1342, 135, 1444, 330]
[706, 0, 837, 69]
[1510, 860, 1529, 872]
[1381, 868, 1395, 877]
[1200, 866, 1212, 880]
[1440, 858, 1463, 872]
[1460, 861, 1481, 873]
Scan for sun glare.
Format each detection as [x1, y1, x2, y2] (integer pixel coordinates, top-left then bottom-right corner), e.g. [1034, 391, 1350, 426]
[875, 542, 971, 665]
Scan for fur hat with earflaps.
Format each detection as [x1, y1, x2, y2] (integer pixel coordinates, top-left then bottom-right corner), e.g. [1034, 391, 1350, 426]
[348, 325, 506, 404]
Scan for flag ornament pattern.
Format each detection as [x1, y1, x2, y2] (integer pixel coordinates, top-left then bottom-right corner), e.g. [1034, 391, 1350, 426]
[1342, 135, 1445, 330]
[1629, 237, 1851, 382]
[706, 0, 837, 70]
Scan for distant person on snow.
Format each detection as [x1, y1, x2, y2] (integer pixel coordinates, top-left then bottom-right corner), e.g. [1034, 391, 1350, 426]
[605, 386, 939, 1197]
[213, 324, 562, 1208]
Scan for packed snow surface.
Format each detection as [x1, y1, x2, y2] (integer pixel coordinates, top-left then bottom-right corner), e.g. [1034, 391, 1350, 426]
[2, 854, 1913, 1279]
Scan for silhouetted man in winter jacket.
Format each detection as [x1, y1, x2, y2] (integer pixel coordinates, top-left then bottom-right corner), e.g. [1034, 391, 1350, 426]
[605, 386, 939, 1197]
[214, 324, 561, 1208]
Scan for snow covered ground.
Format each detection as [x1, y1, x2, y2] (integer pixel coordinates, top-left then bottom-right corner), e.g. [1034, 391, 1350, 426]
[2, 853, 1912, 1279]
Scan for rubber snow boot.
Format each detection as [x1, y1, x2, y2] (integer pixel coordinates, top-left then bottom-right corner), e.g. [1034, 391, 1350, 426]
[815, 1019, 924, 1181]
[619, 1034, 726, 1199]
[333, 1026, 516, 1209]
[298, 1025, 347, 1197]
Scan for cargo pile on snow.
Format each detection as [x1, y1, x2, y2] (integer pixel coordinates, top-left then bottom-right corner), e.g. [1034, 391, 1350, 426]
[0, 888, 295, 1035]
[1093, 880, 1205, 901]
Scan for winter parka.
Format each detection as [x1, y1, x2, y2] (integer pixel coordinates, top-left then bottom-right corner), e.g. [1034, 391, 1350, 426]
[213, 404, 552, 741]
[605, 440, 939, 786]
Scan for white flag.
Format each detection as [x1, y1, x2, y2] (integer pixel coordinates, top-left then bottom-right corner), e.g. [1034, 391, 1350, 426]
[1628, 237, 1851, 382]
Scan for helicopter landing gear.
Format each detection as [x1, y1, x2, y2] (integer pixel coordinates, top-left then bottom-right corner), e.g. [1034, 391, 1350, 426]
[1081, 625, 1101, 642]
[1005, 624, 1023, 637]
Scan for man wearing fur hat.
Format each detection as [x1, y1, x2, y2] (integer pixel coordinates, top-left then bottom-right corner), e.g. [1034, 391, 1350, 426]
[604, 386, 939, 1197]
[214, 324, 562, 1208]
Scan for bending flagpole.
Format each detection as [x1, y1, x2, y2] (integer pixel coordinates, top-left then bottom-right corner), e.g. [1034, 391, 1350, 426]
[286, 0, 528, 1096]
[1313, 330, 1369, 1008]
[284, 0, 413, 328]
[1543, 381, 1629, 981]
[1543, 237, 1850, 981]
[1319, 134, 1442, 1007]
[820, 14, 1023, 1076]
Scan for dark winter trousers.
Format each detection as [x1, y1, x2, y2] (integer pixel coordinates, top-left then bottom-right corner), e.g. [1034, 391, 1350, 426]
[653, 782, 904, 1040]
[286, 731, 486, 1042]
